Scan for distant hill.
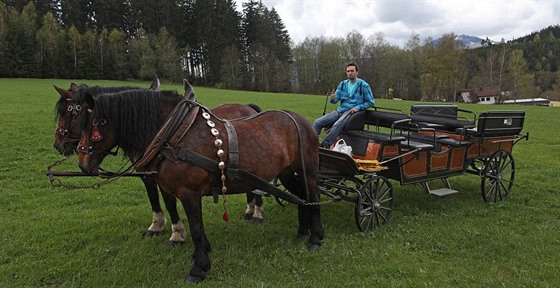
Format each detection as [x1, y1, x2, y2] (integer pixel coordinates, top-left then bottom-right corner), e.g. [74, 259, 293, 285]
[432, 34, 496, 49]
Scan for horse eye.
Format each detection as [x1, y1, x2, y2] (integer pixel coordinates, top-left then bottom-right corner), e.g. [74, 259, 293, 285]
[67, 106, 73, 112]
[75, 105, 81, 111]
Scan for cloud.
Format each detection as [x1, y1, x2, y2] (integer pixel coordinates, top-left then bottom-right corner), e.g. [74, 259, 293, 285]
[238, 0, 560, 47]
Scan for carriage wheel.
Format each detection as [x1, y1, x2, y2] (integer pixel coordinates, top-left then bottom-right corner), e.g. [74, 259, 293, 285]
[481, 150, 515, 203]
[355, 175, 394, 232]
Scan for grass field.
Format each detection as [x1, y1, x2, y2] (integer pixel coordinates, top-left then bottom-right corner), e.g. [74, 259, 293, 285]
[1, 78, 559, 287]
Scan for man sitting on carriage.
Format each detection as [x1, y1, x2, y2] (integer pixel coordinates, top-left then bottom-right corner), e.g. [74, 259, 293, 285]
[312, 62, 375, 148]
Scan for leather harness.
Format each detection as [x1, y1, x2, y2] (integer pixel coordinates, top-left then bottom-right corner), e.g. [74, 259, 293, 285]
[135, 99, 306, 205]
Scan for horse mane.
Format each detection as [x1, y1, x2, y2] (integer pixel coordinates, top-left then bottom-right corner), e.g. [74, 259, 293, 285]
[80, 89, 183, 157]
[54, 84, 141, 120]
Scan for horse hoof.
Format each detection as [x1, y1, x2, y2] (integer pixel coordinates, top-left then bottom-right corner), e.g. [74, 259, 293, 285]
[307, 243, 321, 251]
[166, 241, 185, 249]
[243, 213, 253, 220]
[185, 275, 204, 284]
[251, 218, 263, 224]
[296, 229, 310, 239]
[142, 230, 161, 238]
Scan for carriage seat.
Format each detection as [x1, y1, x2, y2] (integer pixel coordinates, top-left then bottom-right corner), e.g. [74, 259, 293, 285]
[456, 110, 525, 138]
[343, 130, 406, 144]
[410, 104, 475, 132]
[399, 139, 434, 151]
[340, 109, 410, 157]
[405, 132, 470, 150]
[343, 109, 410, 131]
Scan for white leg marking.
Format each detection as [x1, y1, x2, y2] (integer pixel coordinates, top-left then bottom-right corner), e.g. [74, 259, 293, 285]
[253, 205, 264, 220]
[245, 201, 255, 215]
[148, 212, 167, 232]
[169, 220, 186, 242]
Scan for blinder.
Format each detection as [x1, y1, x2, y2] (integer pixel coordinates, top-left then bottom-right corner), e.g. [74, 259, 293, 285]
[90, 118, 106, 142]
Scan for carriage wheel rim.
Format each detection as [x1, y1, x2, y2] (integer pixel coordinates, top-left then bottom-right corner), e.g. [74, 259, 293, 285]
[355, 176, 394, 232]
[482, 151, 515, 203]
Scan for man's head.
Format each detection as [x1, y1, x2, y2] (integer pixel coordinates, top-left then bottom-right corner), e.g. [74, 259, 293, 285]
[346, 62, 359, 81]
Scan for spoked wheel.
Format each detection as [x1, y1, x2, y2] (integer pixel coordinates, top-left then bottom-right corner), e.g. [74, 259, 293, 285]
[481, 150, 515, 203]
[355, 175, 394, 232]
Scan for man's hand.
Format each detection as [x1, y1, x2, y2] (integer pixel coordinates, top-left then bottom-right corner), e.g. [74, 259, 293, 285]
[330, 90, 335, 100]
[349, 108, 358, 114]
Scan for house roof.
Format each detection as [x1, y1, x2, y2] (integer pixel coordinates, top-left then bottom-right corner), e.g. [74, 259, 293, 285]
[474, 87, 499, 97]
[503, 98, 550, 104]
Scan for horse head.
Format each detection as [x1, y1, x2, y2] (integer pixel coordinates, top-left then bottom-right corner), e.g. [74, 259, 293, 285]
[53, 83, 81, 156]
[75, 92, 118, 174]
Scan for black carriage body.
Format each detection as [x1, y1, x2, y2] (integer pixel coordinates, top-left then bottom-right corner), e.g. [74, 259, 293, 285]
[316, 104, 527, 231]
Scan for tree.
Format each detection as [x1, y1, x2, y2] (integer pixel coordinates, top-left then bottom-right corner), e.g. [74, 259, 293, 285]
[128, 28, 156, 80]
[154, 27, 182, 82]
[67, 25, 81, 73]
[82, 29, 101, 79]
[0, 2, 11, 76]
[506, 49, 531, 99]
[36, 12, 61, 78]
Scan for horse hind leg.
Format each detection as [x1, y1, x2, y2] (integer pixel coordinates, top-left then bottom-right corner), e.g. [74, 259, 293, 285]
[244, 193, 256, 220]
[244, 193, 264, 224]
[279, 169, 324, 247]
[251, 195, 264, 224]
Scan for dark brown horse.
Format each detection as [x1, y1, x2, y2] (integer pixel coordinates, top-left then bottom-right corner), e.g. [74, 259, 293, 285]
[52, 81, 265, 247]
[74, 89, 323, 283]
[53, 80, 160, 156]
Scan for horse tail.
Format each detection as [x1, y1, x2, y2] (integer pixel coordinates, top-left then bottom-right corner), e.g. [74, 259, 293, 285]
[247, 103, 262, 113]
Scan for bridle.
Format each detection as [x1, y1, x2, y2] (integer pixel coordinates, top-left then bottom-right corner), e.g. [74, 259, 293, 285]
[55, 99, 82, 151]
[77, 115, 118, 158]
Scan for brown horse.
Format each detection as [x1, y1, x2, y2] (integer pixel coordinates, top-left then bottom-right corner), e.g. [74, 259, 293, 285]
[74, 89, 323, 283]
[53, 79, 160, 156]
[52, 81, 264, 247]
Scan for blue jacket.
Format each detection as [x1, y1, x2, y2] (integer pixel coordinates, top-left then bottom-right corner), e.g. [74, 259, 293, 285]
[331, 78, 375, 113]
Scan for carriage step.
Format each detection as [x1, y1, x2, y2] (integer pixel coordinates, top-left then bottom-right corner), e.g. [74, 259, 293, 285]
[421, 178, 459, 197]
[429, 188, 459, 196]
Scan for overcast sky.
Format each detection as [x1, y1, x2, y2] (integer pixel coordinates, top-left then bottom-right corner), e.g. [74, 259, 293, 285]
[236, 0, 560, 47]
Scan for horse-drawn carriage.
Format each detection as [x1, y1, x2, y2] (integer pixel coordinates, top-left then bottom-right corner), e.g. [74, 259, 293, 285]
[47, 81, 528, 282]
[316, 104, 528, 232]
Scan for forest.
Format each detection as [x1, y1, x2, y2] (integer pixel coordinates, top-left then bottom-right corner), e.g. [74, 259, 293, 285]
[1, 0, 558, 100]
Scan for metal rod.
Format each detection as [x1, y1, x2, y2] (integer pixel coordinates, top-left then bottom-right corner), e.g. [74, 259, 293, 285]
[45, 171, 158, 177]
[379, 148, 421, 165]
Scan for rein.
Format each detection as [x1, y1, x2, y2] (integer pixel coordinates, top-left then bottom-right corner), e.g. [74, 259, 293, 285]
[47, 155, 136, 190]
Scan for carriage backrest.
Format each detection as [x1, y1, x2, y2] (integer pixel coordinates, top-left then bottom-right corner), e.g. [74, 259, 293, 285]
[410, 104, 458, 119]
[409, 104, 476, 131]
[344, 109, 409, 131]
[475, 110, 525, 137]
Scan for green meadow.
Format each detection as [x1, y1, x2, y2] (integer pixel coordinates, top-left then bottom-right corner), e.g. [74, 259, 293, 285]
[1, 78, 559, 287]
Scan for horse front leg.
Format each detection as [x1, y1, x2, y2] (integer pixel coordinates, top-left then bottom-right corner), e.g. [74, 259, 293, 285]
[161, 190, 186, 248]
[141, 176, 167, 237]
[179, 193, 212, 284]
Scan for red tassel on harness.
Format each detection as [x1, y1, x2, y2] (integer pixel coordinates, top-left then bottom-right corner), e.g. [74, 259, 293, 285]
[90, 126, 103, 142]
[222, 211, 229, 222]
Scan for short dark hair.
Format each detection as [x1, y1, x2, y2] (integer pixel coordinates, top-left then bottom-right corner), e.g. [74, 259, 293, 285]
[346, 62, 359, 71]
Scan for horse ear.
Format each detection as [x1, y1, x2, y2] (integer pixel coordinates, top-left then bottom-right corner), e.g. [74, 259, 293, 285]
[149, 75, 160, 91]
[84, 92, 95, 110]
[70, 83, 79, 91]
[183, 79, 196, 101]
[54, 85, 72, 100]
